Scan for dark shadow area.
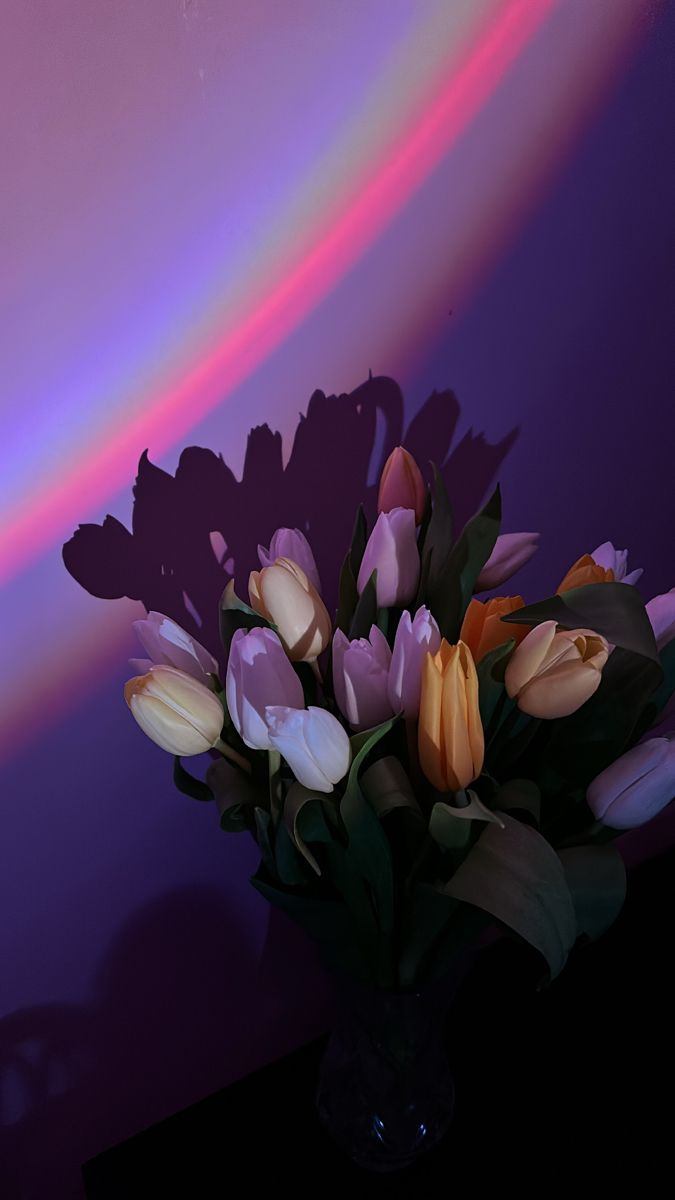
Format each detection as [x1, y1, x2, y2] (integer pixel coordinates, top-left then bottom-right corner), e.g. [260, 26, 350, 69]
[62, 375, 518, 670]
[0, 890, 328, 1200]
[80, 848, 675, 1196]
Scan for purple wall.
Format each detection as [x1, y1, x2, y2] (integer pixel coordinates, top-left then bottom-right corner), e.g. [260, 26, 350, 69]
[1, 4, 674, 1197]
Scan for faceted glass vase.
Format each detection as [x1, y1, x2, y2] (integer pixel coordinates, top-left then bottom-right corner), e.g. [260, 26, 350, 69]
[315, 973, 457, 1172]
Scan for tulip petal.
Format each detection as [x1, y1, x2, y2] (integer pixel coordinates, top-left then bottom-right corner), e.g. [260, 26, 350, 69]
[504, 621, 557, 699]
[518, 659, 602, 718]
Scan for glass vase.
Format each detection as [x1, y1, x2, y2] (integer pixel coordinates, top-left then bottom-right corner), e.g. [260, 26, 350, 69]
[315, 972, 457, 1172]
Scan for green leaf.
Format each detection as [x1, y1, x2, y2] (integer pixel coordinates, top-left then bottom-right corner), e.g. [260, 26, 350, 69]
[272, 821, 313, 887]
[173, 756, 214, 803]
[335, 550, 359, 635]
[284, 782, 336, 876]
[348, 569, 378, 640]
[429, 485, 502, 643]
[501, 582, 659, 662]
[398, 884, 460, 987]
[349, 504, 368, 577]
[429, 792, 504, 852]
[341, 718, 397, 950]
[219, 580, 272, 656]
[477, 638, 516, 734]
[415, 463, 453, 608]
[558, 844, 626, 942]
[359, 755, 424, 820]
[647, 637, 675, 721]
[443, 812, 577, 979]
[205, 758, 259, 831]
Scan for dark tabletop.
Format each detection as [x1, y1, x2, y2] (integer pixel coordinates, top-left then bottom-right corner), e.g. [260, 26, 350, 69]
[82, 850, 675, 1197]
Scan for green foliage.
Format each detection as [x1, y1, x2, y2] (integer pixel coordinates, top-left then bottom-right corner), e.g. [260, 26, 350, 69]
[173, 756, 213, 803]
[426, 486, 502, 642]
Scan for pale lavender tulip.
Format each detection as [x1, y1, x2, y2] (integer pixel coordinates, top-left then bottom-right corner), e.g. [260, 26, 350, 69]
[131, 611, 219, 684]
[257, 528, 321, 592]
[332, 625, 394, 731]
[357, 508, 419, 608]
[590, 541, 643, 585]
[225, 627, 304, 750]
[388, 606, 441, 718]
[646, 588, 675, 651]
[587, 736, 675, 829]
[264, 705, 351, 793]
[474, 532, 539, 592]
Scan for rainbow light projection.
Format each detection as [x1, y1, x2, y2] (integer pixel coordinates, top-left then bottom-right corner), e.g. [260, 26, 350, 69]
[0, 0, 651, 762]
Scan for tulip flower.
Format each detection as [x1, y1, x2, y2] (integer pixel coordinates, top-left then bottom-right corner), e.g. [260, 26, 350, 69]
[357, 508, 420, 609]
[225, 626, 305, 749]
[505, 620, 609, 718]
[131, 611, 219, 684]
[587, 736, 675, 829]
[249, 557, 332, 661]
[257, 528, 321, 592]
[387, 606, 441, 719]
[418, 640, 484, 792]
[377, 446, 427, 525]
[124, 664, 224, 756]
[558, 554, 614, 593]
[646, 588, 675, 652]
[264, 705, 351, 793]
[459, 596, 530, 664]
[332, 625, 394, 731]
[474, 532, 539, 592]
[590, 541, 643, 586]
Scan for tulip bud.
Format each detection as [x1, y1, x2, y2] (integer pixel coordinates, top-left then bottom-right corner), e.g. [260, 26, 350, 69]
[377, 446, 427, 525]
[387, 606, 441, 718]
[124, 665, 224, 756]
[264, 705, 351, 793]
[418, 640, 484, 792]
[248, 557, 332, 661]
[505, 620, 609, 719]
[557, 554, 614, 593]
[474, 532, 539, 592]
[257, 528, 321, 592]
[590, 541, 643, 586]
[332, 625, 394, 731]
[131, 611, 219, 685]
[225, 626, 305, 750]
[587, 736, 675, 829]
[645, 588, 675, 652]
[357, 508, 420, 609]
[459, 596, 529, 663]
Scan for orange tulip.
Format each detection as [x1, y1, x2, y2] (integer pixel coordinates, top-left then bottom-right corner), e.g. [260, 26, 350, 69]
[460, 596, 530, 663]
[418, 640, 484, 792]
[558, 554, 614, 593]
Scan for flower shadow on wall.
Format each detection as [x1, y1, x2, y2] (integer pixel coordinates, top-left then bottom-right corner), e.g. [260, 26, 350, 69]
[62, 375, 518, 665]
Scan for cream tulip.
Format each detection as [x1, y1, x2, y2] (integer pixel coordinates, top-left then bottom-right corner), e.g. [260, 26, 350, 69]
[124, 664, 224, 755]
[505, 620, 609, 719]
[248, 557, 332, 662]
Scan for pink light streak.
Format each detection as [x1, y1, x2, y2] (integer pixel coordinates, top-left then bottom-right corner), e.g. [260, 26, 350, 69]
[0, 0, 555, 589]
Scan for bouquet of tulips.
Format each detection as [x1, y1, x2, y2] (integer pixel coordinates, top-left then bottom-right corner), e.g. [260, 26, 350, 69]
[122, 446, 675, 989]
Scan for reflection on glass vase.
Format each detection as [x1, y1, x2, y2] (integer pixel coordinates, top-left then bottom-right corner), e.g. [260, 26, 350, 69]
[316, 973, 457, 1172]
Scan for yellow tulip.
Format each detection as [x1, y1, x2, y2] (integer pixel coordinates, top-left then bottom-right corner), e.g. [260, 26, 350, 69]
[248, 556, 332, 662]
[558, 554, 614, 593]
[418, 640, 484, 792]
[505, 620, 609, 718]
[124, 664, 224, 755]
[459, 596, 530, 663]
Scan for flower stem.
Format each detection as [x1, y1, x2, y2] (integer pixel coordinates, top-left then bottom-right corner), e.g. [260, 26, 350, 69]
[215, 738, 252, 773]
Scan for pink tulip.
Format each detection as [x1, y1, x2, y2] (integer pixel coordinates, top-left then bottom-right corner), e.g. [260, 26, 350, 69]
[587, 736, 675, 829]
[357, 508, 419, 609]
[257, 528, 321, 592]
[131, 611, 219, 684]
[646, 588, 675, 652]
[377, 446, 426, 525]
[264, 705, 351, 793]
[590, 541, 643, 585]
[387, 606, 441, 718]
[474, 532, 539, 592]
[225, 627, 304, 750]
[332, 625, 394, 731]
